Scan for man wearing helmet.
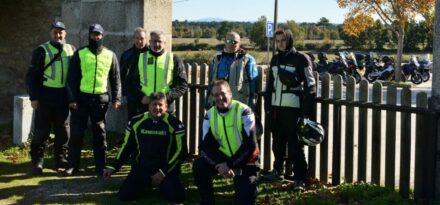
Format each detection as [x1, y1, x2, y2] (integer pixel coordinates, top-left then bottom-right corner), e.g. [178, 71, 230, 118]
[261, 28, 316, 192]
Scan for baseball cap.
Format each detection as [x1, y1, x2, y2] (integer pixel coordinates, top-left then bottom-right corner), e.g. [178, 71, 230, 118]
[89, 24, 104, 34]
[51, 21, 66, 30]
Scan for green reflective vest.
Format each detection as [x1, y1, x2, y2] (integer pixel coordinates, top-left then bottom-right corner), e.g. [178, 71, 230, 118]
[40, 42, 74, 88]
[209, 100, 244, 157]
[138, 51, 174, 96]
[78, 48, 113, 94]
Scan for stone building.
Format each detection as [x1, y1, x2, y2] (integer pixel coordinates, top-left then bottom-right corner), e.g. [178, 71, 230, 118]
[0, 0, 172, 126]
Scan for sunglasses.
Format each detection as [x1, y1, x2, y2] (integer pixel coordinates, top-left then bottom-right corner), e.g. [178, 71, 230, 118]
[225, 39, 238, 45]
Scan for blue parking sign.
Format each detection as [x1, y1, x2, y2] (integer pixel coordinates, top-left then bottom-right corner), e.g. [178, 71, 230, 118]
[266, 21, 274, 38]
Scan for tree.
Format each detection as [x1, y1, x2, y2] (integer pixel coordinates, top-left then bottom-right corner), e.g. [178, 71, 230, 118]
[337, 0, 435, 81]
[286, 20, 305, 45]
[249, 16, 267, 50]
[371, 20, 389, 50]
[216, 21, 233, 41]
[317, 17, 330, 29]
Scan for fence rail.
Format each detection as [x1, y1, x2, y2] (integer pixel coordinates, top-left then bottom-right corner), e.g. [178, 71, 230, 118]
[175, 63, 437, 201]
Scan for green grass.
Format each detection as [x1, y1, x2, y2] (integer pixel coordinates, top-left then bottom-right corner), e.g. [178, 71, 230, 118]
[0, 123, 421, 204]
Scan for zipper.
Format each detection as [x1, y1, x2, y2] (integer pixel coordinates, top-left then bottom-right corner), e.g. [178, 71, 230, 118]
[61, 54, 64, 85]
[222, 117, 234, 156]
[92, 54, 98, 94]
[154, 56, 157, 92]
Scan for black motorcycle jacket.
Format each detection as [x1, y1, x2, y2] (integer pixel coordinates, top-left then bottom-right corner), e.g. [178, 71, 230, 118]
[109, 112, 188, 175]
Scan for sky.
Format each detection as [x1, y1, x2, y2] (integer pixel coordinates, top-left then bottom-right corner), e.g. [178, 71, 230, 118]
[172, 0, 348, 24]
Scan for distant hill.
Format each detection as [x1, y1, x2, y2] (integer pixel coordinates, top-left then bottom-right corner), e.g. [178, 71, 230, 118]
[192, 17, 225, 22]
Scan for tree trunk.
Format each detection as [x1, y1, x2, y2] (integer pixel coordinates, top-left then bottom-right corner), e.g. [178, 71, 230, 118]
[433, 0, 440, 199]
[395, 27, 404, 82]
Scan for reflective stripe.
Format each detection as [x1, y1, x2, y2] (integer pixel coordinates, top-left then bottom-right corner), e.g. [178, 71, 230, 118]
[42, 43, 56, 80]
[213, 109, 221, 142]
[163, 52, 170, 86]
[233, 104, 242, 146]
[142, 52, 148, 86]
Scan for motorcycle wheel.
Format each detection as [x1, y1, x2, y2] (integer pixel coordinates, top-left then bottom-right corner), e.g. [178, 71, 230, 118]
[366, 73, 377, 83]
[422, 72, 430, 82]
[411, 73, 423, 85]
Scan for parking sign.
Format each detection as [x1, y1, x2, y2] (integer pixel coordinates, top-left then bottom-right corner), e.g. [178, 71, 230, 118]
[266, 21, 274, 38]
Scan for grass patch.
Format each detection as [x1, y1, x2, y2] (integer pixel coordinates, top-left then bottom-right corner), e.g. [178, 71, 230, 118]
[0, 122, 423, 204]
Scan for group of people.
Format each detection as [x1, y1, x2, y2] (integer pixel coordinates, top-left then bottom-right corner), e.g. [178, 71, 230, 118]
[25, 21, 316, 204]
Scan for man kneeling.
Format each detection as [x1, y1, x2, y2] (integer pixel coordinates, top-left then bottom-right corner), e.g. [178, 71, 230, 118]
[103, 92, 188, 203]
[193, 80, 259, 205]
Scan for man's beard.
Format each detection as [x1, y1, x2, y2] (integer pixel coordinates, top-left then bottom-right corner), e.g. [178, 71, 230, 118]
[88, 38, 104, 54]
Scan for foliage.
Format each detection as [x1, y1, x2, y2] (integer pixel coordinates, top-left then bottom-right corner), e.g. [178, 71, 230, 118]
[337, 0, 435, 81]
[216, 21, 234, 41]
[248, 16, 268, 50]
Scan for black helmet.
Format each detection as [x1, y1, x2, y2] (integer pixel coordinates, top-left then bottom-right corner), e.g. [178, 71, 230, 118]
[297, 118, 325, 146]
[318, 52, 328, 61]
[382, 56, 391, 63]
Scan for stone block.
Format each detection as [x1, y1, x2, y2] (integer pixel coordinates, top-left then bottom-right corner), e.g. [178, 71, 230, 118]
[13, 95, 34, 146]
[106, 100, 128, 134]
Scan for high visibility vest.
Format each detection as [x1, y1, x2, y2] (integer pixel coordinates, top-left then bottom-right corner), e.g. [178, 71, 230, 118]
[40, 42, 74, 88]
[138, 51, 174, 96]
[78, 47, 113, 94]
[209, 100, 244, 157]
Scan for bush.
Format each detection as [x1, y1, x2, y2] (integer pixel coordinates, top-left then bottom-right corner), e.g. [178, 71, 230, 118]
[172, 43, 217, 51]
[305, 43, 319, 50]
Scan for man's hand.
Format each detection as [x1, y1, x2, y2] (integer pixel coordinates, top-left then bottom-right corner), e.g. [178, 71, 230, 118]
[69, 102, 78, 110]
[151, 171, 165, 187]
[141, 96, 150, 105]
[103, 168, 115, 179]
[31, 100, 40, 109]
[112, 101, 121, 109]
[215, 162, 234, 178]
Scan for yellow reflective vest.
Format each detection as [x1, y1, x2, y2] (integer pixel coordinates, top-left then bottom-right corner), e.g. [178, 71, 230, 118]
[78, 47, 113, 94]
[209, 100, 245, 157]
[138, 51, 174, 96]
[40, 42, 74, 88]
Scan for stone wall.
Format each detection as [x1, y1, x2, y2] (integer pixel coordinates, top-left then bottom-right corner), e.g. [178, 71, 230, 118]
[1, 0, 172, 125]
[0, 0, 61, 122]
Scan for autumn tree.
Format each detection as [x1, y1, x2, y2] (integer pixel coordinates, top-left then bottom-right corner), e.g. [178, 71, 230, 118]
[338, 0, 435, 81]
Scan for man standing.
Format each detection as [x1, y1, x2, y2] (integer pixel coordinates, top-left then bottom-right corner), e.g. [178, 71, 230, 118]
[193, 80, 259, 205]
[103, 92, 187, 203]
[64, 23, 121, 177]
[204, 31, 258, 111]
[120, 27, 148, 118]
[26, 21, 75, 175]
[261, 29, 316, 192]
[133, 30, 187, 114]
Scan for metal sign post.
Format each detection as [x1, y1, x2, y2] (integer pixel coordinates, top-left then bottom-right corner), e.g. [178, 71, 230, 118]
[266, 21, 274, 65]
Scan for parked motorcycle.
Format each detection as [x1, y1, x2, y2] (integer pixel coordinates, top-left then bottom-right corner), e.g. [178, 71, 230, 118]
[417, 54, 432, 82]
[402, 56, 423, 84]
[366, 56, 404, 82]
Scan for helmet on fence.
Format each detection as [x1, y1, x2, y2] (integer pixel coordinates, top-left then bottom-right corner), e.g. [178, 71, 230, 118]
[297, 118, 325, 146]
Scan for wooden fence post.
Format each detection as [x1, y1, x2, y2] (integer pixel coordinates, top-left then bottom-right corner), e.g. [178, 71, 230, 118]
[414, 92, 430, 201]
[345, 77, 356, 183]
[400, 87, 411, 198]
[332, 75, 343, 186]
[371, 82, 383, 185]
[357, 80, 369, 182]
[385, 85, 397, 188]
[320, 73, 331, 183]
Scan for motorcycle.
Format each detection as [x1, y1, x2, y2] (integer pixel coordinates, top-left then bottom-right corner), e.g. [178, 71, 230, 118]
[402, 56, 423, 84]
[366, 56, 403, 82]
[417, 54, 432, 82]
[328, 51, 362, 84]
